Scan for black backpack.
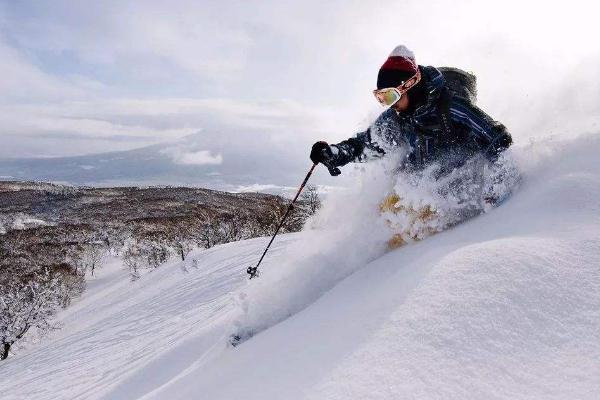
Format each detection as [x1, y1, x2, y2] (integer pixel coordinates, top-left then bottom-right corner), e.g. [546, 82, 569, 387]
[438, 67, 477, 104]
[435, 67, 478, 138]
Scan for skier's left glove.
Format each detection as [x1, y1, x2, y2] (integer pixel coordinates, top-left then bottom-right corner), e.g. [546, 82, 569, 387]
[310, 141, 333, 164]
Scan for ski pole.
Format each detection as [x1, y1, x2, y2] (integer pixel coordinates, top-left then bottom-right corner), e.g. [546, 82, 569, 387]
[247, 163, 319, 279]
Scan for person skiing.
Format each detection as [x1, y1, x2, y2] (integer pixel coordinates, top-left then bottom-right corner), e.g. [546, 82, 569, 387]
[309, 45, 512, 177]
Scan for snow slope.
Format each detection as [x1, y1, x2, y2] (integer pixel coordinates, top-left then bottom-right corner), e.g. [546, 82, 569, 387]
[0, 236, 300, 400]
[3, 133, 600, 400]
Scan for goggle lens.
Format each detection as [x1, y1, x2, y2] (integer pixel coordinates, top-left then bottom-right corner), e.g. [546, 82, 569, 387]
[372, 69, 421, 107]
[374, 88, 401, 106]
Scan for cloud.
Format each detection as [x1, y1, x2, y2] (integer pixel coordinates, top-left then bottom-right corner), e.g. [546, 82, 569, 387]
[0, 39, 83, 102]
[1, 0, 599, 188]
[172, 150, 223, 166]
[234, 183, 289, 193]
[0, 96, 343, 159]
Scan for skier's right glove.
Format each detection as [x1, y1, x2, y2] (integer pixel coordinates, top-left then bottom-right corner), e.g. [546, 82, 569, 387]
[310, 141, 333, 164]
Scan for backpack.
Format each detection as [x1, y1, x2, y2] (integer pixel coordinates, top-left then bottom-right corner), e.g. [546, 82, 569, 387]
[438, 67, 477, 104]
[433, 67, 478, 139]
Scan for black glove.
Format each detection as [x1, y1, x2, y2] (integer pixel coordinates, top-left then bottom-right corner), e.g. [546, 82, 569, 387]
[310, 141, 333, 164]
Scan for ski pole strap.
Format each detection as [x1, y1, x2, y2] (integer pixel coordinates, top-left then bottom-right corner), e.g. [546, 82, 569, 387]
[247, 164, 317, 279]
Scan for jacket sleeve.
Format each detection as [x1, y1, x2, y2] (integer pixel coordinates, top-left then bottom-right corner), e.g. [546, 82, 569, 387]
[448, 98, 512, 160]
[330, 127, 389, 167]
[328, 109, 393, 167]
[329, 129, 373, 167]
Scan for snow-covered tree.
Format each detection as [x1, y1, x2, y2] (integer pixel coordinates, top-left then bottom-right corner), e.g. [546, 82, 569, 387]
[122, 239, 145, 280]
[171, 235, 194, 261]
[0, 269, 61, 360]
[82, 244, 106, 276]
[121, 237, 170, 280]
[198, 217, 223, 249]
[300, 185, 321, 215]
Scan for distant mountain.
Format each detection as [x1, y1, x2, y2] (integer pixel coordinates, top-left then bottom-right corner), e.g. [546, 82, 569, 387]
[0, 133, 315, 194]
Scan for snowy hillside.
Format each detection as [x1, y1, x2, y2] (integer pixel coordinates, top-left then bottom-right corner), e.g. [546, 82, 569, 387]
[2, 133, 600, 400]
[0, 236, 301, 400]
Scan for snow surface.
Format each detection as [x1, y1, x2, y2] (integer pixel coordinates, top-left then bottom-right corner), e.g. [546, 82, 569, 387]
[2, 133, 600, 399]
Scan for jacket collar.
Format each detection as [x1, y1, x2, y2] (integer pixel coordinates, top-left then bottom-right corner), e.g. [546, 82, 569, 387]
[413, 66, 445, 117]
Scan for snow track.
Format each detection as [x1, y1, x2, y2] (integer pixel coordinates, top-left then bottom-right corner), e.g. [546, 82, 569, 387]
[3, 134, 600, 399]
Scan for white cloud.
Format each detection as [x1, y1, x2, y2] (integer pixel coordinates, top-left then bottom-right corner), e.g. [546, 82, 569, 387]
[1, 0, 599, 187]
[0, 39, 83, 102]
[173, 150, 223, 166]
[234, 183, 283, 193]
[0, 96, 343, 158]
[233, 183, 298, 196]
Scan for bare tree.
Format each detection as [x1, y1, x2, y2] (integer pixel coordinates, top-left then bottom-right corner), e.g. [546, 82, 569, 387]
[198, 217, 223, 249]
[52, 264, 86, 308]
[172, 237, 194, 261]
[300, 185, 321, 215]
[168, 222, 195, 261]
[244, 216, 264, 238]
[82, 244, 106, 276]
[122, 239, 144, 281]
[265, 198, 288, 235]
[121, 236, 170, 280]
[220, 215, 245, 243]
[144, 239, 170, 269]
[64, 245, 85, 276]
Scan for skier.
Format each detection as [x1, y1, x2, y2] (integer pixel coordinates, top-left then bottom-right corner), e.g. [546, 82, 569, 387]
[310, 45, 512, 178]
[310, 45, 515, 248]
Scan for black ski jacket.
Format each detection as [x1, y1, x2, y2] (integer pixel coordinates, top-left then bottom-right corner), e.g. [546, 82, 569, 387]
[329, 66, 512, 172]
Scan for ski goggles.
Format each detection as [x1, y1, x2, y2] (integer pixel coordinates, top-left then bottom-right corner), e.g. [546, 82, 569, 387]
[373, 69, 421, 107]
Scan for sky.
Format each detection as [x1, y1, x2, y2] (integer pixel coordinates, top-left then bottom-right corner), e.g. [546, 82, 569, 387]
[0, 0, 599, 188]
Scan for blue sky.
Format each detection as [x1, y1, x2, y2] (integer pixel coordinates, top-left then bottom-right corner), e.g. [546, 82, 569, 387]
[0, 0, 599, 188]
